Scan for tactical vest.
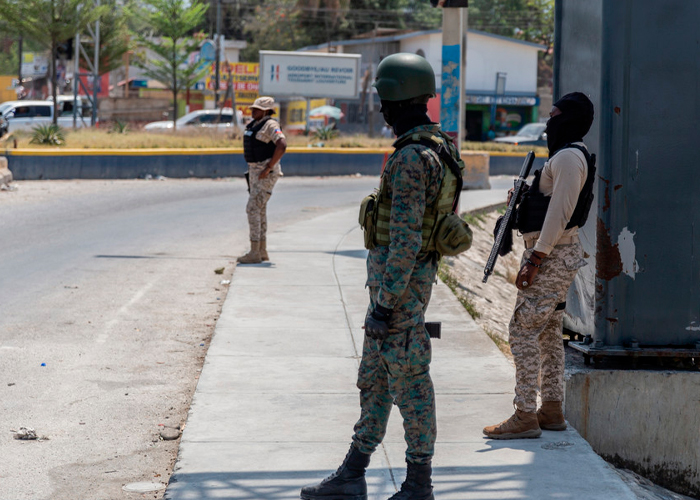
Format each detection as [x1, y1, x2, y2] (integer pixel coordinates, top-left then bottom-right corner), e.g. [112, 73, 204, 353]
[243, 117, 277, 163]
[515, 143, 597, 234]
[373, 130, 465, 255]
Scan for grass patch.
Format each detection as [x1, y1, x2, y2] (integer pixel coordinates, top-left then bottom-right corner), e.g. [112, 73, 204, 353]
[484, 326, 512, 357]
[496, 204, 507, 215]
[7, 127, 550, 153]
[463, 211, 487, 228]
[438, 262, 481, 320]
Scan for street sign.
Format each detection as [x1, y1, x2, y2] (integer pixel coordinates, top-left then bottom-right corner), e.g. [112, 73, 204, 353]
[259, 51, 361, 99]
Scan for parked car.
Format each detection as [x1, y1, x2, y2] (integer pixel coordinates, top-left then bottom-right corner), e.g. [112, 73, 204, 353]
[47, 95, 93, 119]
[0, 114, 7, 138]
[144, 108, 243, 132]
[494, 122, 547, 147]
[0, 100, 86, 134]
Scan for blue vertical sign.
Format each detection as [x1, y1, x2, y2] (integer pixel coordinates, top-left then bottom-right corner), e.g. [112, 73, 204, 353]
[440, 44, 460, 138]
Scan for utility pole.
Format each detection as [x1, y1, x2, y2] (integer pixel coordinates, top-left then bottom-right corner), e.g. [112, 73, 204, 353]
[215, 0, 221, 107]
[440, 7, 467, 151]
[368, 23, 378, 138]
[17, 36, 23, 91]
[72, 0, 100, 127]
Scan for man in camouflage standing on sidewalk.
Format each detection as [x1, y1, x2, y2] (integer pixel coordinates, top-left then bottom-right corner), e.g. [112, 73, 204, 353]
[301, 53, 465, 500]
[237, 96, 287, 264]
[483, 92, 596, 439]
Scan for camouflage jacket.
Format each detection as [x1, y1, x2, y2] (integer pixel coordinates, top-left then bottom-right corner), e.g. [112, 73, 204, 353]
[366, 124, 446, 310]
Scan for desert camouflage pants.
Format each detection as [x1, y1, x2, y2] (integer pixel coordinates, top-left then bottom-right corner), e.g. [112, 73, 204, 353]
[352, 271, 437, 465]
[509, 242, 586, 412]
[246, 160, 281, 242]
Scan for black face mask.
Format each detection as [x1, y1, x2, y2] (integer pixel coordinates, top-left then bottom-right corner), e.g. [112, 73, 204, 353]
[547, 92, 595, 157]
[380, 100, 432, 137]
[546, 113, 585, 157]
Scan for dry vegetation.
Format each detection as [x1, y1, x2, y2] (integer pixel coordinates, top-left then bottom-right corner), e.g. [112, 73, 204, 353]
[4, 126, 547, 155]
[440, 208, 524, 357]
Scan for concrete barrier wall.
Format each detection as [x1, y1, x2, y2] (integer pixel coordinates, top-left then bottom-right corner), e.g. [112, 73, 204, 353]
[489, 152, 547, 176]
[3, 148, 494, 188]
[566, 370, 700, 498]
[0, 156, 12, 185]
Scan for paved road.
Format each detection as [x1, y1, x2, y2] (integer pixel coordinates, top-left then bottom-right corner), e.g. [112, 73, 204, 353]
[0, 176, 379, 500]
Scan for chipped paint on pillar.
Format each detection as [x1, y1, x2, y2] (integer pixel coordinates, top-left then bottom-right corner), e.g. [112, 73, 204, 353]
[440, 44, 460, 135]
[617, 227, 639, 279]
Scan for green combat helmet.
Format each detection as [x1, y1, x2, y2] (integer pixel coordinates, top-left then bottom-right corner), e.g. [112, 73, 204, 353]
[373, 53, 436, 101]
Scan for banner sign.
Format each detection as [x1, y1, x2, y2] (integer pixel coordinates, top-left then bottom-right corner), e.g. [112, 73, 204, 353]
[259, 51, 361, 99]
[21, 52, 49, 78]
[205, 62, 259, 103]
[466, 95, 539, 106]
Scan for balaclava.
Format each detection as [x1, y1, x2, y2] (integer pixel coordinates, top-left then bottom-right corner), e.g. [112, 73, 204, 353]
[380, 99, 433, 137]
[546, 92, 594, 157]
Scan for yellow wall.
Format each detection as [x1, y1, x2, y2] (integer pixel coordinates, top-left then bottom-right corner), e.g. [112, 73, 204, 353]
[286, 99, 328, 130]
[0, 76, 17, 103]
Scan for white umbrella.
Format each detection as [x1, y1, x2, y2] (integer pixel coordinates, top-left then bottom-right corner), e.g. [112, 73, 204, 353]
[309, 105, 344, 120]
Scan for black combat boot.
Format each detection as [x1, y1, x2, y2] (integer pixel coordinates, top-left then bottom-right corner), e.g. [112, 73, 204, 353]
[387, 461, 434, 500]
[300, 445, 371, 500]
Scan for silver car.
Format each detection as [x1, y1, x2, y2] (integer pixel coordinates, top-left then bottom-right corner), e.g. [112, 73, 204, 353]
[144, 108, 243, 132]
[494, 122, 547, 147]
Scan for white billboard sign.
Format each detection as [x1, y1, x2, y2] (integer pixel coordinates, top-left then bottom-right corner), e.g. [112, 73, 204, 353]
[259, 51, 361, 99]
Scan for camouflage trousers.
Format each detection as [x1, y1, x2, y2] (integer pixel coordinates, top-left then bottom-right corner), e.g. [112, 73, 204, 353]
[509, 242, 586, 412]
[352, 277, 437, 465]
[246, 160, 281, 242]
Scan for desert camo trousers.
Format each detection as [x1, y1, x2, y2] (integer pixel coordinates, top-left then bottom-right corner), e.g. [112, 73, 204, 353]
[509, 242, 585, 412]
[246, 160, 281, 242]
[352, 275, 437, 465]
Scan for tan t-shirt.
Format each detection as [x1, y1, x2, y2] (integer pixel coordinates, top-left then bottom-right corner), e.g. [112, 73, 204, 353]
[255, 118, 285, 144]
[525, 142, 588, 254]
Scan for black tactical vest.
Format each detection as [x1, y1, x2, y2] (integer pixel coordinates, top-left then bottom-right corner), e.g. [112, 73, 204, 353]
[515, 144, 597, 234]
[243, 117, 277, 163]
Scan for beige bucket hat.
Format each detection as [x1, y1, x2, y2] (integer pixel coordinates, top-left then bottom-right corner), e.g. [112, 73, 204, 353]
[249, 96, 276, 112]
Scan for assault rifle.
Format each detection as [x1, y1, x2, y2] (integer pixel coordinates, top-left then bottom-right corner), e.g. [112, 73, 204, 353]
[482, 151, 536, 283]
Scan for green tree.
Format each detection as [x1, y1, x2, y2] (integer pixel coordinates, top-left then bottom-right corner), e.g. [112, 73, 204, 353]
[0, 0, 105, 124]
[79, 0, 135, 76]
[134, 0, 208, 130]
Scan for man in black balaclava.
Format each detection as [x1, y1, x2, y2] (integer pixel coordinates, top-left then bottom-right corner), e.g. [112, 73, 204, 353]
[484, 92, 595, 440]
[545, 92, 595, 157]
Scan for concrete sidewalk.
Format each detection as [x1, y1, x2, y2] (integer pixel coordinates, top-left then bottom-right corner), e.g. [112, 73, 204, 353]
[165, 199, 637, 499]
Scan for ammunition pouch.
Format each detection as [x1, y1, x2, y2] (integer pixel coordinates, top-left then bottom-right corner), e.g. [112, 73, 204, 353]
[359, 191, 379, 250]
[434, 213, 473, 256]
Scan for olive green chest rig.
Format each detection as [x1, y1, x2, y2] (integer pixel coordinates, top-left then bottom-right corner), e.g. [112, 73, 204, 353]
[359, 129, 472, 257]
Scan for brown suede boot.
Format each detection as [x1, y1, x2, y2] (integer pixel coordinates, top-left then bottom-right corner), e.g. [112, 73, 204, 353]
[483, 409, 542, 439]
[259, 239, 269, 261]
[538, 401, 567, 431]
[237, 241, 262, 264]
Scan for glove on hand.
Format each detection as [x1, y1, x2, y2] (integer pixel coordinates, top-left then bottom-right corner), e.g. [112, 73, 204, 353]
[364, 304, 392, 340]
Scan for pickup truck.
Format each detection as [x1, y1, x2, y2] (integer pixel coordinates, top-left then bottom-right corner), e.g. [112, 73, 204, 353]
[0, 99, 88, 136]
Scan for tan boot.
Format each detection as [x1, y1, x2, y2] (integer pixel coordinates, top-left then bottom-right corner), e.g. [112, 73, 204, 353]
[483, 409, 542, 439]
[237, 241, 262, 264]
[260, 239, 269, 261]
[538, 401, 567, 431]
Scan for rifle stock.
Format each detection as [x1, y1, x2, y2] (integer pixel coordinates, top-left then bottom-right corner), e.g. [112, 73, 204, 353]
[482, 151, 536, 283]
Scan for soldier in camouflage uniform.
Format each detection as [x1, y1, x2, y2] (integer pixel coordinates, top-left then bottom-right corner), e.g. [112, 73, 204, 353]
[301, 53, 455, 500]
[484, 92, 595, 439]
[237, 96, 287, 264]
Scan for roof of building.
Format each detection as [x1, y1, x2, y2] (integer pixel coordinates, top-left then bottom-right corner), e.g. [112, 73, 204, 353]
[299, 28, 546, 52]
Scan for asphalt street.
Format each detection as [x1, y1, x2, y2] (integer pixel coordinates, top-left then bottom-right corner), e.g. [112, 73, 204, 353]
[0, 175, 379, 500]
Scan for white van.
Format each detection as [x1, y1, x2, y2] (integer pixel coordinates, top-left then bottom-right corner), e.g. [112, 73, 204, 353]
[0, 100, 87, 133]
